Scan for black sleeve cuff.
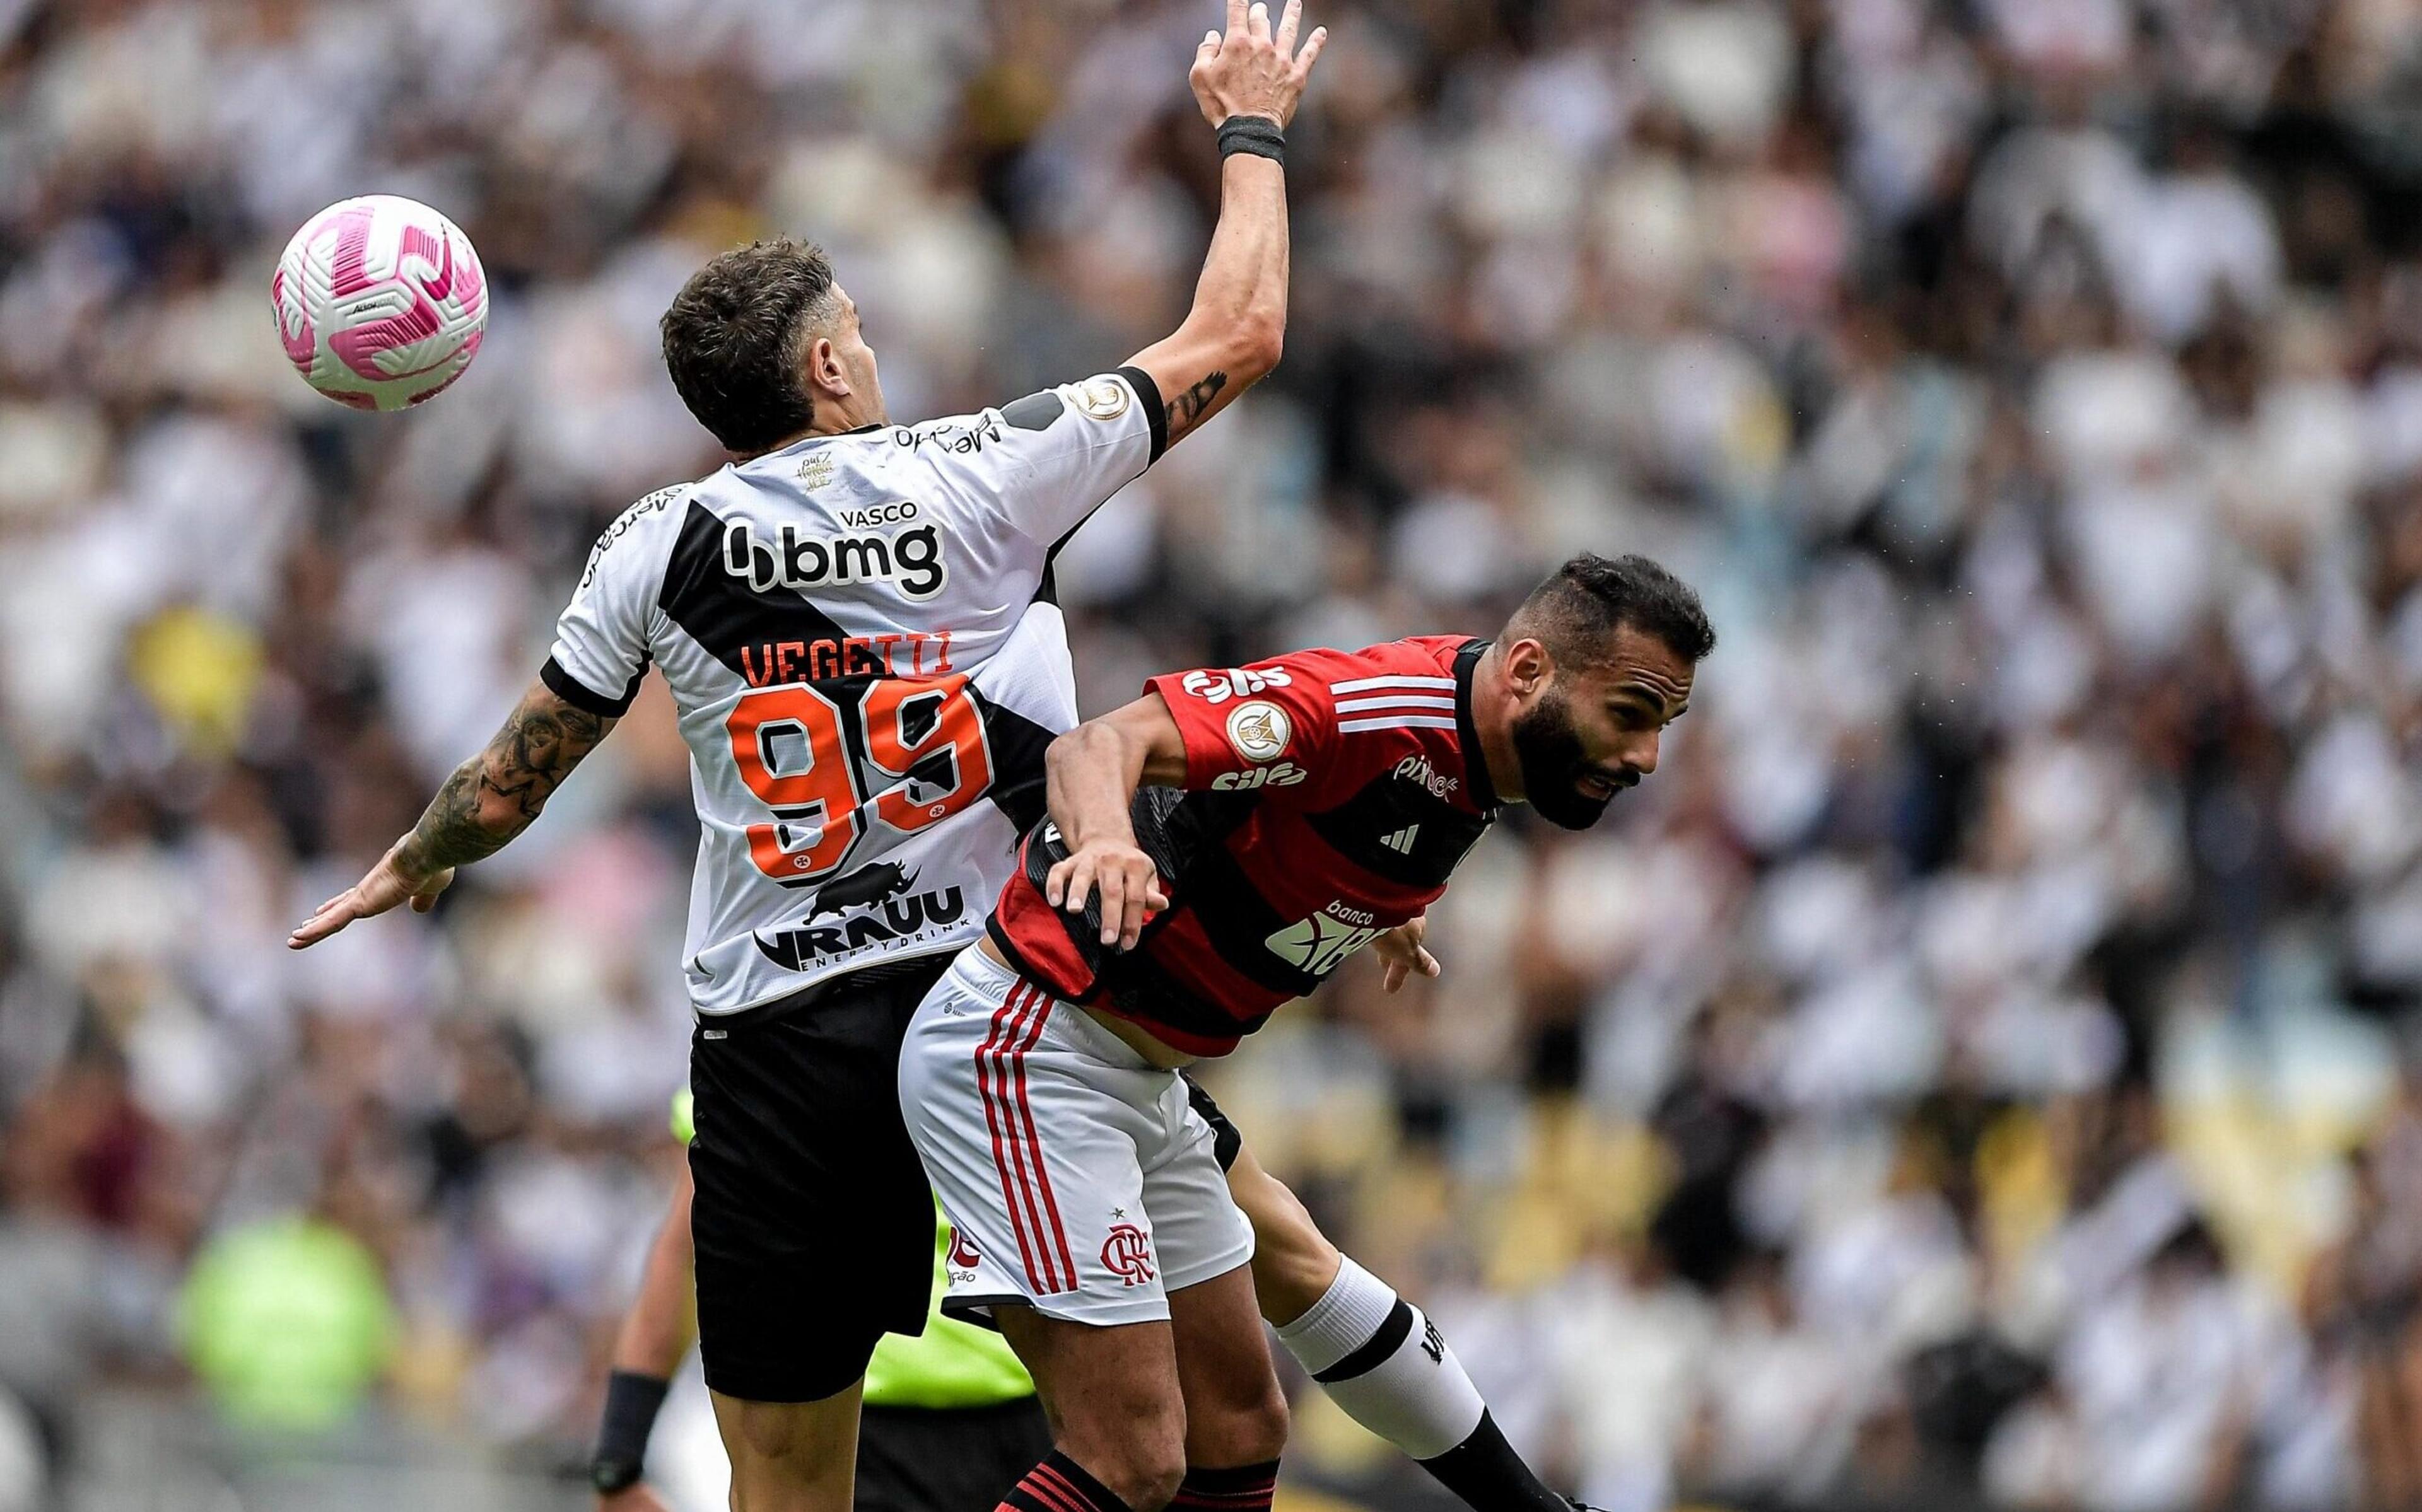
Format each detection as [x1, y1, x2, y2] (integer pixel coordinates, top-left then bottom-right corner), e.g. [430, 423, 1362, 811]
[1118, 364, 1167, 464]
[541, 654, 642, 718]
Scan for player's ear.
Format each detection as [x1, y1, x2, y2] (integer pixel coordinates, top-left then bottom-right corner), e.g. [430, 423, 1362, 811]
[1501, 637, 1553, 702]
[804, 335, 851, 398]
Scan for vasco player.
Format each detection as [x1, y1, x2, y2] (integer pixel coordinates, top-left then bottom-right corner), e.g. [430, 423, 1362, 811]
[289, 4, 1329, 1509]
[900, 555, 1716, 1512]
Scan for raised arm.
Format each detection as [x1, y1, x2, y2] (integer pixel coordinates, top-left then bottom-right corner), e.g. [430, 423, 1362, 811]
[1042, 694, 1191, 952]
[288, 680, 615, 948]
[1125, 0, 1326, 448]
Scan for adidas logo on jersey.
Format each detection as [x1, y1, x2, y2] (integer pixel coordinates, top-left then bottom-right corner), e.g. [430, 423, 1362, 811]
[722, 516, 947, 600]
[1380, 823, 1420, 854]
[1212, 761, 1308, 791]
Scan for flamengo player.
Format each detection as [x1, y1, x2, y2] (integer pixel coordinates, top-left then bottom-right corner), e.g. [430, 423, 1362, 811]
[283, 9, 1555, 1512]
[900, 555, 1716, 1512]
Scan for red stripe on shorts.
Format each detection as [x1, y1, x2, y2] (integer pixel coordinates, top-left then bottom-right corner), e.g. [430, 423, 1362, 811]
[978, 983, 1056, 1293]
[997, 985, 1077, 1293]
[1004, 988, 1081, 1290]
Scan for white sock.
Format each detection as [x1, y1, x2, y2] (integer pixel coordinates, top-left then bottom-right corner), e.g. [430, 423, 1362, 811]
[1273, 1258, 1487, 1461]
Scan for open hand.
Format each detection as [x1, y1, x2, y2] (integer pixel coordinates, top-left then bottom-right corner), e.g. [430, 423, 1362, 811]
[1372, 914, 1440, 993]
[288, 837, 452, 949]
[1046, 840, 1169, 952]
[1190, 0, 1328, 129]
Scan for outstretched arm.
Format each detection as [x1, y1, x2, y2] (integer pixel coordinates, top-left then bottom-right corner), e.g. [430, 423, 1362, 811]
[288, 680, 615, 948]
[1125, 0, 1326, 448]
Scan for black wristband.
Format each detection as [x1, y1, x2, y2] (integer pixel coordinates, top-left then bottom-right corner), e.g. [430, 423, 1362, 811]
[591, 1370, 670, 1493]
[1217, 114, 1285, 166]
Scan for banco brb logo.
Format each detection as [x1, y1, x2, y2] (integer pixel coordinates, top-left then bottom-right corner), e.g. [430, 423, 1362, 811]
[1101, 1223, 1155, 1286]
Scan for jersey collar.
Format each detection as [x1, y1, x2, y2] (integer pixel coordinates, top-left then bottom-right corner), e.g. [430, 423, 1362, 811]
[754, 421, 889, 465]
[1453, 638, 1501, 816]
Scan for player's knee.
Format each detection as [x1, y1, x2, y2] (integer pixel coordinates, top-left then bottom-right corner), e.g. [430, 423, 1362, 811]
[1204, 1367, 1290, 1467]
[1252, 1388, 1292, 1464]
[1132, 1451, 1190, 1512]
[1072, 1405, 1188, 1511]
[724, 1398, 851, 1492]
[1186, 1357, 1298, 1473]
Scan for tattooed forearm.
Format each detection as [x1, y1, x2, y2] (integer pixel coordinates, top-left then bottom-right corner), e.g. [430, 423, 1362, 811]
[395, 690, 612, 877]
[1164, 371, 1229, 438]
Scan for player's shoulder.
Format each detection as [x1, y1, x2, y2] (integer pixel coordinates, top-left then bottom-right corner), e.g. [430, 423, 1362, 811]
[1286, 637, 1471, 721]
[1312, 637, 1471, 759]
[1171, 639, 1466, 712]
[575, 479, 695, 590]
[997, 371, 1150, 438]
[1323, 635, 1470, 683]
[1291, 639, 1495, 817]
[901, 370, 1162, 477]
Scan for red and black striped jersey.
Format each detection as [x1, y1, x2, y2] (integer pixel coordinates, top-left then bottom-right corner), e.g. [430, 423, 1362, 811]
[988, 636, 1500, 1057]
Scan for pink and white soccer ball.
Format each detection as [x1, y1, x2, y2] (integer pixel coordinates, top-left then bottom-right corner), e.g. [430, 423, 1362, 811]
[271, 195, 488, 411]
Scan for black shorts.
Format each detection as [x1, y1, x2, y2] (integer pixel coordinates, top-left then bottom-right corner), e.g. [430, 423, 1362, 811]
[689, 955, 954, 1403]
[855, 1399, 1052, 1512]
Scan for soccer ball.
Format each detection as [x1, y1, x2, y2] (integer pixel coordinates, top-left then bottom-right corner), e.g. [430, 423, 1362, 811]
[271, 195, 488, 411]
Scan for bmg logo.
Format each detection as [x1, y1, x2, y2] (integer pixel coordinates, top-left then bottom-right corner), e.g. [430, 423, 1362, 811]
[722, 516, 947, 599]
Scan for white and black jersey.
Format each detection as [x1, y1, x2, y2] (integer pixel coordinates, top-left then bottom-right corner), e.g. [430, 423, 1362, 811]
[544, 369, 1165, 1018]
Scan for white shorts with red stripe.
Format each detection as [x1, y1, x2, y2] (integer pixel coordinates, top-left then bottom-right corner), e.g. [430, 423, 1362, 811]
[899, 943, 1254, 1327]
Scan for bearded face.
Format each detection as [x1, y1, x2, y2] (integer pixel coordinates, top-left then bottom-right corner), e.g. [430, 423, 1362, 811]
[1509, 686, 1641, 830]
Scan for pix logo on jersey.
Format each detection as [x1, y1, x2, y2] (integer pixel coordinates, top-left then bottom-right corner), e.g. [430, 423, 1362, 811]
[1395, 753, 1458, 799]
[1224, 701, 1291, 764]
[722, 515, 947, 600]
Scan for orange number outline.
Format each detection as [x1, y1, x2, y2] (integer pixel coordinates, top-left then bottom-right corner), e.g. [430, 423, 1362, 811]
[727, 677, 995, 885]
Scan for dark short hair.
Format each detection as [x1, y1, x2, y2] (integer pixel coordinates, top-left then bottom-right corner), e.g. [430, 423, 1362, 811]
[660, 238, 840, 453]
[1511, 553, 1716, 666]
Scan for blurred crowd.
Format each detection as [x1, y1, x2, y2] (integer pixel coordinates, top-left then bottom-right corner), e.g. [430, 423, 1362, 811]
[3, 0, 2422, 1508]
